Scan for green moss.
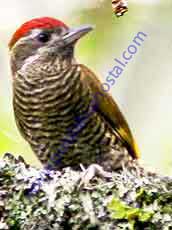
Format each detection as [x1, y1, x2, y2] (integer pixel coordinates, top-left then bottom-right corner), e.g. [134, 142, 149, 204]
[1, 154, 172, 229]
[108, 198, 153, 229]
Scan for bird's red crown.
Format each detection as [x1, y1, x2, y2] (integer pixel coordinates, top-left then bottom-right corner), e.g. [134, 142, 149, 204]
[9, 17, 68, 49]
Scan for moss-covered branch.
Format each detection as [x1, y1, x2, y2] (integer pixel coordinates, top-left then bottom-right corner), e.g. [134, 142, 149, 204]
[0, 154, 172, 230]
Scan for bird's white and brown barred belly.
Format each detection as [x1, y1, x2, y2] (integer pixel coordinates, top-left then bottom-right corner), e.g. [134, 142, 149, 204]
[13, 63, 129, 171]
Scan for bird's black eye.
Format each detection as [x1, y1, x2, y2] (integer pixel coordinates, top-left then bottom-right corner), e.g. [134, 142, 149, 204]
[37, 32, 51, 43]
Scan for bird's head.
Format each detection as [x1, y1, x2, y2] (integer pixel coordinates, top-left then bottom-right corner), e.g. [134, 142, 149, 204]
[9, 17, 93, 73]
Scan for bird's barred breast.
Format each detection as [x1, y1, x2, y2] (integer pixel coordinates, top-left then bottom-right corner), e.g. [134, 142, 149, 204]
[13, 65, 117, 168]
[13, 66, 81, 134]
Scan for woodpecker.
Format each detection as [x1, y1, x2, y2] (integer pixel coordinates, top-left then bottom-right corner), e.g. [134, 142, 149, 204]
[9, 17, 139, 171]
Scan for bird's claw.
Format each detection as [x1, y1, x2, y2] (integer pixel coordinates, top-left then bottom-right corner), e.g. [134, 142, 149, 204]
[79, 164, 112, 188]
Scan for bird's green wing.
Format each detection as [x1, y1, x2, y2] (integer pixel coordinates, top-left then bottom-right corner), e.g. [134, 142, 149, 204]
[79, 64, 140, 159]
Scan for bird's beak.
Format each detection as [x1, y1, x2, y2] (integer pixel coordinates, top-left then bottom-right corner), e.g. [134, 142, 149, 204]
[62, 25, 94, 45]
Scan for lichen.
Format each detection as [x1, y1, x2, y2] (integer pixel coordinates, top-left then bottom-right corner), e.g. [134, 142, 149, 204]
[0, 153, 172, 229]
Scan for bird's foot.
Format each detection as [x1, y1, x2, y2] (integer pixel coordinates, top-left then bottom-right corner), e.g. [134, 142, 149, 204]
[79, 164, 112, 188]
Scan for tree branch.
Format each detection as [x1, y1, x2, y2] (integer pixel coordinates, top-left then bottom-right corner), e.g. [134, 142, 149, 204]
[0, 154, 172, 229]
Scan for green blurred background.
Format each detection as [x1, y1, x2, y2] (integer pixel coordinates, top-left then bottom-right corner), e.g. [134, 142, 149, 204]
[1, 0, 172, 174]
